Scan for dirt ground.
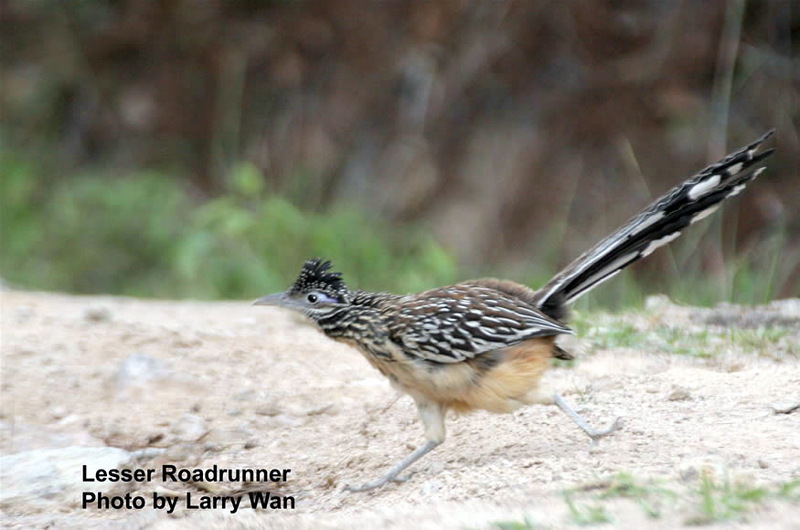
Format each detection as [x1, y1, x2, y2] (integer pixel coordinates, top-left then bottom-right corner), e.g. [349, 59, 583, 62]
[1, 289, 799, 529]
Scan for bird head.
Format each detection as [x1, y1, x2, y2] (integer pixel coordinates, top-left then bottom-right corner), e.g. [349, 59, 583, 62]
[253, 258, 351, 319]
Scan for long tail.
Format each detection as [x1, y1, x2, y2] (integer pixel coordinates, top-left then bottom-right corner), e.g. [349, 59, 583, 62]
[533, 130, 775, 315]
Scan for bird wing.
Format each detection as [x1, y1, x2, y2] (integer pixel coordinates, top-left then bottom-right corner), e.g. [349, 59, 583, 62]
[386, 284, 572, 364]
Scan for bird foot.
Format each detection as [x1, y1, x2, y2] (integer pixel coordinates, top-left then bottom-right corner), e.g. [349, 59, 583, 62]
[344, 472, 414, 492]
[553, 394, 623, 442]
[587, 417, 623, 442]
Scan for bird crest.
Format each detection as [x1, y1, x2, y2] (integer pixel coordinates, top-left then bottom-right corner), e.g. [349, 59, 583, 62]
[289, 258, 348, 298]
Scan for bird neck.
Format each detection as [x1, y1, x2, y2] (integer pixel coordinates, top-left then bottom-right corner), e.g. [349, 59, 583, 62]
[314, 290, 399, 340]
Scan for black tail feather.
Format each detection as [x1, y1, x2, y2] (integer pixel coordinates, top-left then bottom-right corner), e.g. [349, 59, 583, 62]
[533, 131, 775, 310]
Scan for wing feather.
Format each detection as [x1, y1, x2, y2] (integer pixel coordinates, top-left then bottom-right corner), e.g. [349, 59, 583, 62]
[387, 284, 571, 364]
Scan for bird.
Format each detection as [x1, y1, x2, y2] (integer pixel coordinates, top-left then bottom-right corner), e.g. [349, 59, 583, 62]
[254, 131, 775, 491]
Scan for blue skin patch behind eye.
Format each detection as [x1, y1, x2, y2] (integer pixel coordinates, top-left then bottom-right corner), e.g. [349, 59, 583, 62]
[310, 292, 340, 304]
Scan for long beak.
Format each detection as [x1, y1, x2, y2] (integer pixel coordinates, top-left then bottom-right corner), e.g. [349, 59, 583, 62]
[252, 292, 287, 306]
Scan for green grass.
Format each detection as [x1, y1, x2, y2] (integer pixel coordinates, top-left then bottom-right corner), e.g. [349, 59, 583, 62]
[490, 516, 540, 530]
[685, 471, 770, 525]
[727, 327, 795, 355]
[563, 472, 799, 526]
[563, 492, 612, 526]
[597, 472, 677, 520]
[570, 311, 796, 359]
[777, 479, 800, 502]
[563, 473, 675, 523]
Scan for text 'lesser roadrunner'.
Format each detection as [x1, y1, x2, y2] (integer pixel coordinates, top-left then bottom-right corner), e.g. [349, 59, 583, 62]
[255, 132, 775, 491]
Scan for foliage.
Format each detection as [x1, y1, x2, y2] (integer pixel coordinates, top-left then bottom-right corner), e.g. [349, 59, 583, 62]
[1, 148, 794, 305]
[0, 155, 456, 299]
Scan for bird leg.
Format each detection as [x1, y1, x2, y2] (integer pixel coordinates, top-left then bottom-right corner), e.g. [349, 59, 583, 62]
[553, 394, 621, 441]
[345, 440, 441, 492]
[346, 399, 446, 492]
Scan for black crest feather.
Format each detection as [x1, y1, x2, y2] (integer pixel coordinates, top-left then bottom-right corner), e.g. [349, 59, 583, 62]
[290, 258, 347, 295]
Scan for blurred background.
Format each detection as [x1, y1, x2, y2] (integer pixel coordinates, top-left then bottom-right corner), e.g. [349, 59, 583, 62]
[1, 0, 798, 308]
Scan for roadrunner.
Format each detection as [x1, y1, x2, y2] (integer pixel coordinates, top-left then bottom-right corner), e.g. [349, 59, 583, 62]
[255, 131, 774, 491]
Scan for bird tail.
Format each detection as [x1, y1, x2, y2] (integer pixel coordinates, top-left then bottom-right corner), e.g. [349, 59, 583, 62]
[533, 130, 775, 316]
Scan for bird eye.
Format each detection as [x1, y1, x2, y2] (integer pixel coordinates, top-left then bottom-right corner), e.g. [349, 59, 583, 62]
[307, 294, 318, 303]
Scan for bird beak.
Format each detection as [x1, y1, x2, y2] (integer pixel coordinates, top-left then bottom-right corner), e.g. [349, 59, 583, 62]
[252, 292, 287, 306]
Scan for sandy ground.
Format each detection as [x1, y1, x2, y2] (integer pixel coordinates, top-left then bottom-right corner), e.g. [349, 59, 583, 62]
[1, 290, 799, 529]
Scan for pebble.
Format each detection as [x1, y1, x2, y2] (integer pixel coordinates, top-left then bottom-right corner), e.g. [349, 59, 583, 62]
[169, 413, 208, 442]
[14, 306, 34, 323]
[419, 479, 442, 495]
[0, 421, 102, 452]
[164, 443, 196, 462]
[668, 387, 692, 401]
[111, 353, 170, 396]
[233, 390, 257, 402]
[204, 427, 248, 450]
[84, 307, 112, 323]
[254, 403, 282, 416]
[306, 404, 335, 416]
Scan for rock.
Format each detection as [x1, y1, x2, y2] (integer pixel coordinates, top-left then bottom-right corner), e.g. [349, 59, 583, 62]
[419, 479, 442, 495]
[306, 404, 335, 416]
[254, 403, 282, 416]
[678, 456, 726, 483]
[0, 446, 132, 513]
[164, 443, 196, 462]
[772, 402, 800, 414]
[84, 307, 112, 323]
[0, 421, 103, 453]
[645, 294, 673, 312]
[110, 353, 170, 397]
[203, 425, 256, 452]
[14, 305, 34, 323]
[233, 390, 257, 402]
[203, 428, 240, 451]
[130, 448, 166, 461]
[49, 406, 69, 421]
[169, 413, 208, 442]
[667, 387, 692, 401]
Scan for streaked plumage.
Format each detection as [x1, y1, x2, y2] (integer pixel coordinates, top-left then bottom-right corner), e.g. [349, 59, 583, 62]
[255, 131, 775, 491]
